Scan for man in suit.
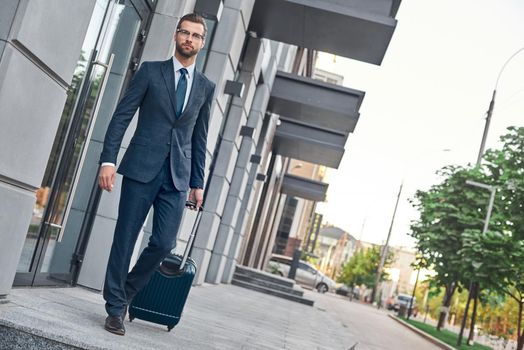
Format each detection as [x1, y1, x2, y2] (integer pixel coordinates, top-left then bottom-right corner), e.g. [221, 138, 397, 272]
[98, 13, 215, 336]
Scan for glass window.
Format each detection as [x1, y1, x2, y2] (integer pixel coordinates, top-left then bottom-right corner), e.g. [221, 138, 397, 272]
[195, 17, 217, 72]
[16, 0, 111, 274]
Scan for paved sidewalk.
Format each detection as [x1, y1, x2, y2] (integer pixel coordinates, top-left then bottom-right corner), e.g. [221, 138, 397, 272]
[0, 284, 355, 350]
[0, 284, 443, 349]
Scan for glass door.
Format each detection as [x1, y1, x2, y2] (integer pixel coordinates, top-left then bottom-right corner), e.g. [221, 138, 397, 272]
[14, 0, 153, 286]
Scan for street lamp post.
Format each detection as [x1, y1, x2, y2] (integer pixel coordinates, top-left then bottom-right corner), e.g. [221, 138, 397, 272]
[459, 47, 524, 346]
[407, 266, 420, 320]
[371, 181, 403, 306]
[465, 180, 497, 235]
[457, 180, 497, 346]
[476, 46, 524, 165]
[371, 149, 452, 307]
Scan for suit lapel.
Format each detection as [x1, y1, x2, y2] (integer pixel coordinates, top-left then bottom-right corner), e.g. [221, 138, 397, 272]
[161, 59, 177, 119]
[178, 70, 205, 121]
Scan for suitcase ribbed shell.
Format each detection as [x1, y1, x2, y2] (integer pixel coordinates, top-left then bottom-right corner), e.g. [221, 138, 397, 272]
[128, 254, 196, 330]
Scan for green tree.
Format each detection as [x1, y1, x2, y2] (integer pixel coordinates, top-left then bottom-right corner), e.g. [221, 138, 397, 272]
[337, 246, 393, 289]
[461, 230, 524, 348]
[483, 126, 524, 239]
[410, 127, 524, 342]
[410, 165, 488, 330]
[459, 126, 524, 349]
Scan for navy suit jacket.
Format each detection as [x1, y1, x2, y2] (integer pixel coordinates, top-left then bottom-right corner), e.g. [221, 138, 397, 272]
[100, 58, 215, 191]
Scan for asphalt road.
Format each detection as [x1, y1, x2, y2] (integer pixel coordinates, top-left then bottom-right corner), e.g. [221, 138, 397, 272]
[311, 291, 442, 350]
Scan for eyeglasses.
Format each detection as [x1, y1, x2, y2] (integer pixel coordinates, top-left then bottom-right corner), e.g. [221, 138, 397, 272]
[176, 29, 205, 41]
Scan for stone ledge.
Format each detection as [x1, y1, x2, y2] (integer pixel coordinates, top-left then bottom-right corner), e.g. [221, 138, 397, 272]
[232, 272, 303, 296]
[235, 265, 295, 288]
[231, 279, 314, 306]
[0, 323, 87, 350]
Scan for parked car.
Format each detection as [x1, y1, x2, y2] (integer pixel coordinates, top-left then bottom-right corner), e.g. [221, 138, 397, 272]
[265, 254, 337, 293]
[335, 284, 360, 300]
[387, 293, 418, 316]
[335, 284, 350, 296]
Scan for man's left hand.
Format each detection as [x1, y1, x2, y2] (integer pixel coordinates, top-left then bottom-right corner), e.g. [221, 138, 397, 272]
[188, 188, 203, 210]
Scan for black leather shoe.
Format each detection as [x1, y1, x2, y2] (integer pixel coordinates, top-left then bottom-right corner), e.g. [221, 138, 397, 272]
[104, 315, 125, 336]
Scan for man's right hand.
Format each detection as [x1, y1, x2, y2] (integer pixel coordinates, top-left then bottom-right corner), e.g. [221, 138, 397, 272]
[98, 165, 116, 192]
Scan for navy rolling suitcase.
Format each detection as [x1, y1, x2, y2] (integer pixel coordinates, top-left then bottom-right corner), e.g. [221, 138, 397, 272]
[128, 201, 202, 331]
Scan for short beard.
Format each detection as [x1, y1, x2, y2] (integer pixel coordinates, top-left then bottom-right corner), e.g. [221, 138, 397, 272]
[175, 43, 198, 58]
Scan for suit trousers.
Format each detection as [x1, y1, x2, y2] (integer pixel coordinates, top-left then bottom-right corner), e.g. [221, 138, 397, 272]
[103, 157, 186, 317]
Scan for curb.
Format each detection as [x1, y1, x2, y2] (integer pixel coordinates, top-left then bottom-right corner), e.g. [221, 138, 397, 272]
[388, 314, 455, 350]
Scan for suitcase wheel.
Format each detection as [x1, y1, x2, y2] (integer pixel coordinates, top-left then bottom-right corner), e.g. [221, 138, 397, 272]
[167, 325, 174, 332]
[129, 316, 134, 322]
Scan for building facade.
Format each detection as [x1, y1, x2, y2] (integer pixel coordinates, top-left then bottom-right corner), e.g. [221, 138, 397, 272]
[316, 226, 359, 279]
[0, 0, 400, 298]
[271, 67, 344, 259]
[379, 246, 417, 305]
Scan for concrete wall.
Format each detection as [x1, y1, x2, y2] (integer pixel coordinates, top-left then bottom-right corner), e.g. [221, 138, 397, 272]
[181, 4, 301, 282]
[0, 0, 97, 296]
[205, 37, 276, 283]
[181, 0, 257, 285]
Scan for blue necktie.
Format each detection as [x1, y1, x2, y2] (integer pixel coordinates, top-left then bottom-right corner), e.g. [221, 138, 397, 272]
[176, 68, 188, 117]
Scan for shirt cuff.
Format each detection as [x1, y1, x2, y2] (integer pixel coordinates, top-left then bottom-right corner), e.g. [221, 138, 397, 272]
[101, 162, 115, 167]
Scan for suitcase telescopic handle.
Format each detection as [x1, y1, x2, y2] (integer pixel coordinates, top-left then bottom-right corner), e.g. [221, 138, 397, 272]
[179, 201, 204, 270]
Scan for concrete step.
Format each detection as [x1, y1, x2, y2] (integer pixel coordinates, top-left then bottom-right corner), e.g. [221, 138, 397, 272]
[234, 265, 295, 288]
[232, 272, 304, 297]
[230, 279, 314, 306]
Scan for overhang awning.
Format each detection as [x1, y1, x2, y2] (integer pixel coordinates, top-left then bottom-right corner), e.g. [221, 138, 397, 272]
[273, 118, 346, 168]
[248, 0, 400, 65]
[268, 71, 364, 134]
[281, 174, 329, 202]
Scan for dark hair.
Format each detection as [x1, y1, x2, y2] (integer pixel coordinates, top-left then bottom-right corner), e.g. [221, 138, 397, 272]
[177, 13, 207, 37]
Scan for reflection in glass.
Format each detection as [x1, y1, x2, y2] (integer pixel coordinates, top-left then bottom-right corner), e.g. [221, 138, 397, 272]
[16, 0, 110, 273]
[16, 0, 145, 283]
[196, 18, 217, 72]
[44, 0, 142, 275]
[40, 63, 107, 273]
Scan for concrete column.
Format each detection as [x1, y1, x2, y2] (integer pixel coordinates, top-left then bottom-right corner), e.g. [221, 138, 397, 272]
[203, 37, 263, 284]
[205, 78, 269, 283]
[187, 1, 257, 285]
[0, 0, 97, 297]
[245, 153, 276, 267]
[219, 37, 291, 281]
[259, 191, 287, 269]
[251, 156, 287, 269]
[221, 123, 268, 282]
[226, 41, 296, 273]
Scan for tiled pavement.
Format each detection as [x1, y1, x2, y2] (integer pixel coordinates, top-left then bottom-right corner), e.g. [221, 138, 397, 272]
[0, 283, 440, 350]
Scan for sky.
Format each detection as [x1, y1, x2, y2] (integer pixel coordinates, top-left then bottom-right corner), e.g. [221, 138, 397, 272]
[315, 0, 524, 248]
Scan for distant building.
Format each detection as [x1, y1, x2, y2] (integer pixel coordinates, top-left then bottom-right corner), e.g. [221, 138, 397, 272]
[315, 226, 358, 279]
[379, 246, 417, 304]
[272, 159, 327, 257]
[357, 240, 379, 252]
